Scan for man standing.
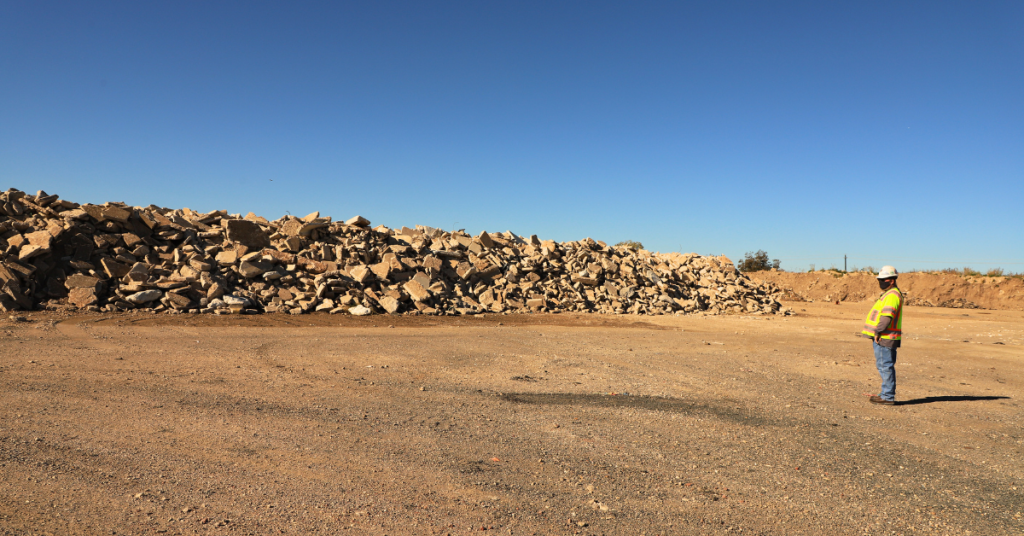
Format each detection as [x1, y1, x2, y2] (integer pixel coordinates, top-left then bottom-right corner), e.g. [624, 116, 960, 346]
[861, 266, 904, 405]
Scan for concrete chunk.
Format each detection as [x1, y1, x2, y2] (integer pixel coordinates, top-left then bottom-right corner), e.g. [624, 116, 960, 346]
[345, 215, 370, 227]
[166, 292, 191, 309]
[127, 262, 151, 282]
[478, 231, 494, 249]
[25, 231, 53, 249]
[456, 263, 477, 280]
[224, 219, 271, 249]
[282, 236, 302, 252]
[572, 274, 600, 286]
[370, 262, 391, 281]
[349, 304, 372, 316]
[65, 274, 100, 290]
[18, 245, 47, 261]
[215, 250, 238, 266]
[208, 282, 227, 300]
[349, 265, 372, 283]
[82, 204, 132, 223]
[412, 272, 431, 289]
[238, 261, 267, 278]
[126, 290, 163, 304]
[381, 296, 400, 314]
[100, 258, 130, 279]
[422, 255, 443, 272]
[403, 280, 431, 302]
[68, 287, 98, 308]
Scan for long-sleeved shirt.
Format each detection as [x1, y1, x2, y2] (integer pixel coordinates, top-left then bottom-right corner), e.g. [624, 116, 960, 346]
[870, 315, 900, 348]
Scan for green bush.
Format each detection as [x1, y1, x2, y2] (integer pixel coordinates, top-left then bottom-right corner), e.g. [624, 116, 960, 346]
[614, 240, 644, 251]
[737, 250, 780, 272]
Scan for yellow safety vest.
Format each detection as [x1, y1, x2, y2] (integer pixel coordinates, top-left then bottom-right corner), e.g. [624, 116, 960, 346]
[862, 287, 904, 340]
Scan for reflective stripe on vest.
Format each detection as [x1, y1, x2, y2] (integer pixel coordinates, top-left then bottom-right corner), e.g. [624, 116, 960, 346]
[861, 288, 904, 340]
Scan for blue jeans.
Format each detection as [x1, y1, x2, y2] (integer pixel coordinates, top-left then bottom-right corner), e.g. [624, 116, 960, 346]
[873, 342, 898, 401]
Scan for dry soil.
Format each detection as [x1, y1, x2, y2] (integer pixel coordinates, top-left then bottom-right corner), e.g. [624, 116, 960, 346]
[1, 303, 1022, 535]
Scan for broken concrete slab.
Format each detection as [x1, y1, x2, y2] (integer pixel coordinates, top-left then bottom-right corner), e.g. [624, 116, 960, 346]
[82, 204, 132, 223]
[68, 287, 98, 308]
[403, 280, 431, 302]
[224, 219, 271, 249]
[100, 258, 131, 279]
[65, 274, 101, 290]
[345, 215, 370, 227]
[381, 296, 400, 314]
[238, 261, 268, 279]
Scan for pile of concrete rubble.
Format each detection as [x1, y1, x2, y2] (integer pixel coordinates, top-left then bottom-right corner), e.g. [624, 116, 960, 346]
[0, 188, 790, 316]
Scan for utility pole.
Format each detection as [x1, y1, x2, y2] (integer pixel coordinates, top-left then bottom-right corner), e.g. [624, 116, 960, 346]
[844, 255, 847, 272]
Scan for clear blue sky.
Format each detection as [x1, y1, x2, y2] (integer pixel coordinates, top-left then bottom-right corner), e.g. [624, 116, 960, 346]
[2, 1, 1022, 273]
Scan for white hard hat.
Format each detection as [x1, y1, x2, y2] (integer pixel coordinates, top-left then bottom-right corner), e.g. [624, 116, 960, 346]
[877, 265, 898, 279]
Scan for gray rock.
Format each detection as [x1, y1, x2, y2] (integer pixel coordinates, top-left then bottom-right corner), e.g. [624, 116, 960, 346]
[126, 290, 162, 304]
[222, 295, 249, 307]
[348, 305, 372, 316]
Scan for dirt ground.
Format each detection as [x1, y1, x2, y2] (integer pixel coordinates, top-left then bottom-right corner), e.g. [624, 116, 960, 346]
[1, 303, 1022, 535]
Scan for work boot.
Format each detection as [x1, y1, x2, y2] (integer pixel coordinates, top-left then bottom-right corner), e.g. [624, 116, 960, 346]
[869, 395, 895, 405]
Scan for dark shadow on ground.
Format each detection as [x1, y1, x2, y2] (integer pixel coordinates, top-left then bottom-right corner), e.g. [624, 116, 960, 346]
[496, 392, 773, 426]
[896, 395, 1010, 406]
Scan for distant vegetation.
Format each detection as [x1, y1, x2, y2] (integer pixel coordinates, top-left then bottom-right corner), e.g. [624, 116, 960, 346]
[614, 240, 644, 251]
[737, 250, 780, 272]
[932, 267, 1020, 278]
[774, 264, 1021, 279]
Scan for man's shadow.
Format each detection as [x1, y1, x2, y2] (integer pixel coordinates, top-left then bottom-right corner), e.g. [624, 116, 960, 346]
[897, 395, 1010, 406]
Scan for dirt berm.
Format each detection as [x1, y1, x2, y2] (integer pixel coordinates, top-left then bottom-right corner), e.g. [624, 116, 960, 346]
[749, 271, 1024, 310]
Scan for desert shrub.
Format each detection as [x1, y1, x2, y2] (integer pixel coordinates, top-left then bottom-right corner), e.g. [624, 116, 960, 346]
[614, 240, 644, 251]
[935, 267, 1019, 278]
[737, 250, 780, 272]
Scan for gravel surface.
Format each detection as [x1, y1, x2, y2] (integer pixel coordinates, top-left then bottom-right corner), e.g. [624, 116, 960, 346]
[1, 302, 1021, 535]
